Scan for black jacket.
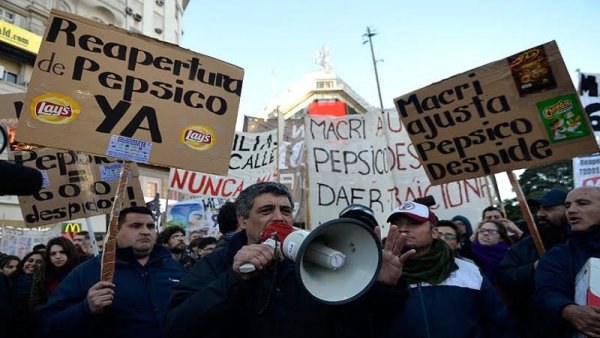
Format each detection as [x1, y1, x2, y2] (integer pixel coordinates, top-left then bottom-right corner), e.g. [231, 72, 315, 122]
[165, 230, 408, 338]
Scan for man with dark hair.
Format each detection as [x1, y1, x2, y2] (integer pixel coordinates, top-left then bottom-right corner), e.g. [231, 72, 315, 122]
[39, 206, 186, 338]
[378, 201, 516, 338]
[214, 201, 239, 250]
[157, 225, 195, 270]
[196, 237, 218, 258]
[535, 186, 600, 337]
[166, 182, 414, 338]
[497, 188, 569, 338]
[435, 220, 460, 252]
[157, 226, 187, 261]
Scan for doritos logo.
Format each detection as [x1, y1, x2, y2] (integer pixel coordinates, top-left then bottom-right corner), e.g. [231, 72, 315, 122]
[30, 93, 80, 124]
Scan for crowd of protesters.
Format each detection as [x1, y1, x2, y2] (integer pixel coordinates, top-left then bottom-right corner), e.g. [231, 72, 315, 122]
[0, 182, 599, 338]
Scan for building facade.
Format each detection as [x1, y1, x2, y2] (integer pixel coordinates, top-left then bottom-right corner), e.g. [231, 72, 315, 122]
[0, 0, 188, 235]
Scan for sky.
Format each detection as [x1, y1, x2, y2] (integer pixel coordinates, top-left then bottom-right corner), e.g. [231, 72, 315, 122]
[181, 0, 600, 199]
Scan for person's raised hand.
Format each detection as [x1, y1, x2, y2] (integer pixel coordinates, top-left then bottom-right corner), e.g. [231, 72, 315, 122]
[375, 225, 415, 286]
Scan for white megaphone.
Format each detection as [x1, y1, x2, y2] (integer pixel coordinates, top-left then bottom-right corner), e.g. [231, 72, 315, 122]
[239, 218, 382, 304]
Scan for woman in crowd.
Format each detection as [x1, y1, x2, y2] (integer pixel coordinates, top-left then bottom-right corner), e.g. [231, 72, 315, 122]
[0, 255, 20, 277]
[29, 237, 80, 316]
[471, 220, 512, 283]
[10, 250, 43, 338]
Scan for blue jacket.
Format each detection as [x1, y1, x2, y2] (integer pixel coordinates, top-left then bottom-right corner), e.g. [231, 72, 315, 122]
[534, 226, 600, 337]
[375, 258, 517, 338]
[39, 245, 186, 338]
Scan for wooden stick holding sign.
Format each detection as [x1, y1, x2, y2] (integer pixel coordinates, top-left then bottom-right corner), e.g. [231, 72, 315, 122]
[101, 161, 131, 283]
[506, 171, 545, 256]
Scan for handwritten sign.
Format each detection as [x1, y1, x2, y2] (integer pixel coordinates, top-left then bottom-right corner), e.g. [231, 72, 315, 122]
[394, 41, 598, 185]
[15, 10, 244, 175]
[306, 111, 491, 229]
[9, 147, 145, 227]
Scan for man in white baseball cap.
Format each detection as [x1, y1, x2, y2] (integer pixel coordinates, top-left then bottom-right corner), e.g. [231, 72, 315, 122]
[375, 201, 516, 338]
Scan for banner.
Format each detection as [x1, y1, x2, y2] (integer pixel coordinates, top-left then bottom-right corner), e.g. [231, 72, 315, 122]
[306, 110, 492, 229]
[165, 197, 225, 237]
[15, 10, 244, 175]
[0, 225, 61, 258]
[244, 116, 307, 223]
[573, 72, 600, 187]
[168, 128, 279, 198]
[394, 41, 598, 185]
[9, 147, 145, 227]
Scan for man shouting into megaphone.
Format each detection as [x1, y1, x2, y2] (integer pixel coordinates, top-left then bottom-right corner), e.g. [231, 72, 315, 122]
[166, 181, 415, 338]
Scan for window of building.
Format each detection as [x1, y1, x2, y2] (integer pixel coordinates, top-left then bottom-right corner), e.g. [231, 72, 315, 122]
[316, 80, 334, 89]
[0, 9, 15, 23]
[141, 176, 162, 198]
[3, 71, 17, 84]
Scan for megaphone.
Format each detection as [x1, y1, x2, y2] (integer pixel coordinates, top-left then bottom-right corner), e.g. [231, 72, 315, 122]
[240, 218, 382, 305]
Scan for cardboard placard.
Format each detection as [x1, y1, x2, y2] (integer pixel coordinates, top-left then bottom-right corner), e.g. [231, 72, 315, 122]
[15, 10, 244, 175]
[9, 147, 145, 227]
[394, 41, 599, 185]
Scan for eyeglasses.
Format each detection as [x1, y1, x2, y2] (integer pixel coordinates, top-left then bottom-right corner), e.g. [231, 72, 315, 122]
[478, 228, 499, 235]
[438, 233, 457, 241]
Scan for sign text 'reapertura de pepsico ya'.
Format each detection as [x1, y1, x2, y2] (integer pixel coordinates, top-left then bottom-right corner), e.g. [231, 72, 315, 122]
[15, 10, 244, 175]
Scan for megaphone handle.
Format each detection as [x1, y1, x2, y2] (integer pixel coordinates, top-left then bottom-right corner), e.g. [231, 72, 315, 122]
[238, 238, 279, 274]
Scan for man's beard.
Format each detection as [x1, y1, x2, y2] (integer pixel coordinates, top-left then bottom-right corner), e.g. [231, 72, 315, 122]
[170, 246, 185, 255]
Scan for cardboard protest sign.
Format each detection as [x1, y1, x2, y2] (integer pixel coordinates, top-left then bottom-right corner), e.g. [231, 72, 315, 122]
[306, 110, 492, 229]
[9, 147, 145, 227]
[15, 10, 244, 175]
[243, 116, 307, 223]
[169, 128, 279, 198]
[394, 41, 599, 185]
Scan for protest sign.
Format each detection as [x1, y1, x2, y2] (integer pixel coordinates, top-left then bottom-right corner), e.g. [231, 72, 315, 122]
[579, 72, 600, 143]
[394, 41, 599, 185]
[15, 10, 244, 175]
[165, 197, 226, 237]
[244, 116, 307, 223]
[0, 225, 61, 258]
[306, 110, 492, 229]
[169, 128, 279, 199]
[9, 147, 145, 227]
[572, 72, 600, 188]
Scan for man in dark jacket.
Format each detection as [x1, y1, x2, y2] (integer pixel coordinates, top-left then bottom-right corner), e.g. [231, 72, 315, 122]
[39, 206, 186, 338]
[535, 186, 600, 338]
[165, 182, 414, 338]
[214, 201, 239, 251]
[377, 201, 516, 338]
[497, 188, 569, 337]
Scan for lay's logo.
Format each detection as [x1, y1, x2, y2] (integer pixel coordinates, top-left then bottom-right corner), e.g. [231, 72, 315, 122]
[181, 125, 216, 151]
[30, 93, 80, 124]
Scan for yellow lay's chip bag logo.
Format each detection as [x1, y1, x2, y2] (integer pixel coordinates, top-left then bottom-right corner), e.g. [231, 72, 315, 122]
[30, 93, 80, 124]
[181, 125, 215, 151]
